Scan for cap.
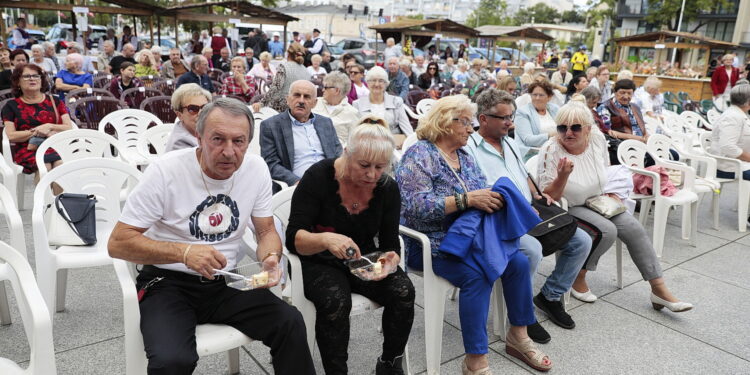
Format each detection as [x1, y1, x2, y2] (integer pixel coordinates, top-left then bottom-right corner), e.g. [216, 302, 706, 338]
[292, 31, 299, 36]
[580, 45, 587, 50]
[273, 32, 280, 37]
[313, 28, 321, 34]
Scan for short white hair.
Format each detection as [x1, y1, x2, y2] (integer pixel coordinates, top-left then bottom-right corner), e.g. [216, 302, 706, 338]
[103, 40, 115, 48]
[31, 44, 44, 53]
[365, 66, 389, 85]
[523, 62, 535, 73]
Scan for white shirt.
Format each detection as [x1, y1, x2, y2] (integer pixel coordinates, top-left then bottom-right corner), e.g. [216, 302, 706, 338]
[312, 98, 361, 145]
[369, 102, 386, 119]
[12, 29, 28, 47]
[354, 83, 370, 98]
[119, 148, 273, 275]
[710, 105, 750, 172]
[30, 57, 57, 74]
[538, 111, 557, 135]
[309, 38, 324, 54]
[537, 132, 610, 207]
[307, 66, 326, 76]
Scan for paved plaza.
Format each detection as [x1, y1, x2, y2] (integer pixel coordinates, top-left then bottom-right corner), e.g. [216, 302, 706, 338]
[1, 180, 749, 374]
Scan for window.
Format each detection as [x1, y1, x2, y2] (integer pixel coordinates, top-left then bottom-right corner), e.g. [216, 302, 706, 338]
[637, 20, 656, 34]
[705, 22, 735, 42]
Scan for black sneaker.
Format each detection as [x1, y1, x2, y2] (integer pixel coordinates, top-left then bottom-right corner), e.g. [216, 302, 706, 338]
[526, 321, 551, 344]
[534, 292, 576, 329]
[375, 355, 405, 375]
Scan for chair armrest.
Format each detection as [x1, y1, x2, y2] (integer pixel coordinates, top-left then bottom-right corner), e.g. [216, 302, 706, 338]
[113, 259, 148, 375]
[679, 153, 718, 178]
[621, 164, 660, 196]
[655, 159, 696, 190]
[284, 249, 307, 306]
[0, 185, 25, 257]
[398, 225, 430, 272]
[273, 180, 289, 190]
[403, 105, 421, 120]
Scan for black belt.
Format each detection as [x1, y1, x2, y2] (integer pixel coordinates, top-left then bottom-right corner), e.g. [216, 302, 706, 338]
[139, 265, 225, 284]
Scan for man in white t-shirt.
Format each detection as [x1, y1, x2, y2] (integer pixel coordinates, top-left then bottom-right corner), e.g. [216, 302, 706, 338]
[108, 98, 314, 374]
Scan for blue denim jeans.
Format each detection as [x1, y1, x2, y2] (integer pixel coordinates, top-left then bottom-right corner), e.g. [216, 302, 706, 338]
[519, 228, 592, 301]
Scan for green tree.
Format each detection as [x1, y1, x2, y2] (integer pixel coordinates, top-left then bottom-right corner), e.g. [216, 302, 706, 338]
[514, 4, 561, 25]
[561, 8, 586, 24]
[644, 0, 732, 32]
[586, 0, 617, 62]
[465, 0, 511, 28]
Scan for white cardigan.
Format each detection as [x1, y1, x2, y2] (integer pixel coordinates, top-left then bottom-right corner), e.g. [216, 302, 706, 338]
[710, 105, 750, 172]
[312, 98, 361, 145]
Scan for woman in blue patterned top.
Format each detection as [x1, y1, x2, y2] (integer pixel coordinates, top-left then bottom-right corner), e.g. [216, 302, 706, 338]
[395, 95, 552, 373]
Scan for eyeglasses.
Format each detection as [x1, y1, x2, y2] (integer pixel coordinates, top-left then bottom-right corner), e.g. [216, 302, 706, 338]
[453, 118, 473, 127]
[556, 124, 584, 134]
[181, 104, 206, 115]
[484, 113, 514, 122]
[323, 86, 337, 90]
[349, 71, 361, 75]
[21, 74, 41, 81]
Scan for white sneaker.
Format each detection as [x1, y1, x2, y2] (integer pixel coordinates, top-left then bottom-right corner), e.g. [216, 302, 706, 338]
[570, 288, 597, 303]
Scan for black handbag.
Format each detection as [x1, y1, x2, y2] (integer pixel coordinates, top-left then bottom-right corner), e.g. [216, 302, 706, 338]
[46, 193, 98, 246]
[505, 139, 578, 256]
[604, 134, 622, 166]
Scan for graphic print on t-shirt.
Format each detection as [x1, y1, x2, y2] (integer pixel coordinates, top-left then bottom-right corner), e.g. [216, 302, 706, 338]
[189, 194, 240, 242]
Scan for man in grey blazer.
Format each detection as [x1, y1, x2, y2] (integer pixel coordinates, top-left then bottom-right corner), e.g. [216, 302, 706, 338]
[260, 80, 343, 187]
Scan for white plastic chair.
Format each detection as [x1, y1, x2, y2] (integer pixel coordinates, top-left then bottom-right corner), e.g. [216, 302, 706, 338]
[699, 132, 750, 232]
[0, 183, 27, 326]
[1, 127, 27, 210]
[0, 241, 56, 375]
[35, 129, 126, 178]
[648, 134, 722, 231]
[113, 259, 251, 375]
[706, 108, 721, 125]
[272, 186, 411, 374]
[416, 98, 436, 116]
[617, 140, 699, 258]
[98, 109, 164, 166]
[401, 133, 419, 154]
[403, 105, 422, 121]
[32, 158, 142, 315]
[250, 107, 278, 156]
[680, 110, 711, 131]
[136, 123, 174, 163]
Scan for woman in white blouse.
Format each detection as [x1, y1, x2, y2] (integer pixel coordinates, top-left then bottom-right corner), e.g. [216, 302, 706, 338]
[248, 52, 276, 84]
[307, 54, 327, 77]
[537, 99, 693, 313]
[514, 80, 560, 159]
[353, 66, 412, 149]
[710, 83, 750, 181]
[312, 71, 361, 145]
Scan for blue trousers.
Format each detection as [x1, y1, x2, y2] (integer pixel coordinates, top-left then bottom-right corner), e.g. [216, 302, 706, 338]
[432, 250, 536, 354]
[518, 229, 592, 301]
[717, 169, 750, 181]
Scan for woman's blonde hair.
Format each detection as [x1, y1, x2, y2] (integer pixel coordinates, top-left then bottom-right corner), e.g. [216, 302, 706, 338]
[416, 95, 476, 143]
[259, 51, 272, 62]
[616, 69, 633, 81]
[554, 100, 594, 131]
[337, 123, 396, 180]
[643, 75, 662, 90]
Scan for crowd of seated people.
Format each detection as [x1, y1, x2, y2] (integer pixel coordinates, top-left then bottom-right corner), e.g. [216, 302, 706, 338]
[13, 30, 748, 374]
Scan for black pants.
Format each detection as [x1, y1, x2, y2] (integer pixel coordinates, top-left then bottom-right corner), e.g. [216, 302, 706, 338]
[301, 261, 415, 375]
[136, 266, 315, 375]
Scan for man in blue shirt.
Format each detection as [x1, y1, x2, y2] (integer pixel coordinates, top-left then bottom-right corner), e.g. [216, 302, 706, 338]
[386, 56, 409, 100]
[176, 55, 215, 93]
[268, 32, 284, 58]
[465, 88, 592, 343]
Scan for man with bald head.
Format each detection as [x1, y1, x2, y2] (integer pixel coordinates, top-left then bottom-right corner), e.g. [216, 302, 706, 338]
[176, 55, 215, 93]
[260, 80, 342, 188]
[108, 42, 136, 74]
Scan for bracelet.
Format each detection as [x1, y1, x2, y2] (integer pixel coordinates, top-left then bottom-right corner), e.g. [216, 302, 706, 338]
[261, 251, 281, 263]
[454, 193, 464, 211]
[182, 244, 193, 265]
[462, 193, 469, 209]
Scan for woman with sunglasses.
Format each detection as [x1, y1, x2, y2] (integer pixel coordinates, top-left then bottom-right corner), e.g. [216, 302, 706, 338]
[396, 95, 552, 374]
[312, 71, 361, 145]
[2, 63, 72, 192]
[514, 80, 559, 159]
[164, 83, 212, 152]
[536, 99, 692, 313]
[108, 62, 143, 107]
[346, 63, 368, 104]
[417, 62, 442, 90]
[286, 123, 415, 375]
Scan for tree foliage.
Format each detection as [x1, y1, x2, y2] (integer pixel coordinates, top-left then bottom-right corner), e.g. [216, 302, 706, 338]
[561, 8, 586, 24]
[643, 0, 732, 32]
[514, 4, 561, 25]
[465, 0, 512, 28]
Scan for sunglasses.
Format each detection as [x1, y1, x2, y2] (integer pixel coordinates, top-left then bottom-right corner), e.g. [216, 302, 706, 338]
[556, 124, 584, 133]
[484, 113, 514, 122]
[181, 104, 206, 115]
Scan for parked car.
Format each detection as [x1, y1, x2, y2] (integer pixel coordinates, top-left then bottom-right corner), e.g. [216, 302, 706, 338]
[6, 29, 46, 49]
[332, 38, 378, 69]
[46, 23, 107, 52]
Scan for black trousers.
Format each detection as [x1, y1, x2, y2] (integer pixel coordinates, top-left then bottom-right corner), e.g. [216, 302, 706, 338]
[301, 260, 415, 375]
[136, 266, 315, 375]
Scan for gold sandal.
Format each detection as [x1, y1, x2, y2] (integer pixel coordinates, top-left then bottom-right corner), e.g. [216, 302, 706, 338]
[505, 334, 552, 372]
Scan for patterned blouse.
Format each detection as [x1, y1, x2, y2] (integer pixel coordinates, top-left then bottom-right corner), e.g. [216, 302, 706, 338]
[219, 75, 256, 102]
[395, 140, 487, 270]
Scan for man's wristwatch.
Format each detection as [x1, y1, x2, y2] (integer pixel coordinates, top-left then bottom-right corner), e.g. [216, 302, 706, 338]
[261, 251, 281, 263]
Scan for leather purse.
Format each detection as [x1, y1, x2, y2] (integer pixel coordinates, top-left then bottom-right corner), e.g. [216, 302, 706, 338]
[585, 195, 626, 219]
[45, 193, 98, 246]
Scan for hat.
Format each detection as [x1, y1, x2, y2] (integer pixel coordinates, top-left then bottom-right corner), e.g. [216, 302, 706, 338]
[580, 45, 587, 50]
[292, 31, 299, 36]
[313, 28, 321, 34]
[273, 32, 280, 37]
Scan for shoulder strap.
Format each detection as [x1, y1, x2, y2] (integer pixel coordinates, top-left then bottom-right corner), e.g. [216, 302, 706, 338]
[49, 94, 60, 124]
[503, 137, 542, 196]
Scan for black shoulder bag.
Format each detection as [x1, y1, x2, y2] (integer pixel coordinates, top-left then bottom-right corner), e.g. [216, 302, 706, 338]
[504, 139, 578, 256]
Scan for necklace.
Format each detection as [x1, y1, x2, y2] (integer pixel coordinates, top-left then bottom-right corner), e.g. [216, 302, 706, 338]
[437, 146, 458, 162]
[196, 151, 236, 234]
[21, 93, 44, 104]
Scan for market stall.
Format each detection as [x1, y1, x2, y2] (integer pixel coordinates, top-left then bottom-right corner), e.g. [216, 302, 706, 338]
[475, 25, 554, 67]
[369, 18, 479, 63]
[612, 31, 739, 100]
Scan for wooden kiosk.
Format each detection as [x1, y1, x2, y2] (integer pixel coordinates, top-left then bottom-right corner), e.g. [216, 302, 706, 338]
[369, 18, 479, 62]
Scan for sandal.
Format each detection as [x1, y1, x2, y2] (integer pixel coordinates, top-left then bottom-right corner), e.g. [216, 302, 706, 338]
[505, 334, 552, 372]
